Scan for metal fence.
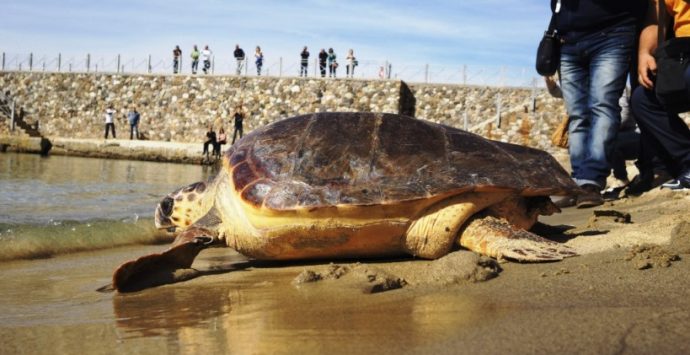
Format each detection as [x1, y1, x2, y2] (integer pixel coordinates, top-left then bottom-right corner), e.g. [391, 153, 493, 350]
[0, 52, 542, 88]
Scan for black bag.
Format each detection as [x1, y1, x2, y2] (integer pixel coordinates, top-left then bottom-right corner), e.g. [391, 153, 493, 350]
[536, 10, 561, 76]
[654, 38, 690, 112]
[654, 0, 690, 113]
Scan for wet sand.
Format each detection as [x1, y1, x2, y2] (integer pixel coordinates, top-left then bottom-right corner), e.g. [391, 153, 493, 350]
[1, 189, 689, 354]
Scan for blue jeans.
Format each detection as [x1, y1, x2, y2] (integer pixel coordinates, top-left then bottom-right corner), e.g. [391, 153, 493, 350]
[559, 25, 635, 188]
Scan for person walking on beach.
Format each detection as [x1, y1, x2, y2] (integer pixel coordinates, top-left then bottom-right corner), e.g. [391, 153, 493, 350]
[190, 45, 200, 74]
[255, 46, 264, 76]
[550, 0, 645, 208]
[104, 104, 116, 139]
[318, 49, 328, 78]
[127, 107, 140, 140]
[234, 44, 245, 75]
[173, 45, 182, 74]
[346, 49, 357, 78]
[201, 45, 212, 74]
[300, 46, 310, 77]
[327, 48, 337, 78]
[232, 105, 245, 144]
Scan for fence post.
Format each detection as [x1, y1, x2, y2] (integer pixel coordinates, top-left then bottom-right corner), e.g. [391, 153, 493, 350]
[117, 55, 121, 74]
[495, 92, 502, 128]
[279, 57, 283, 77]
[69, 63, 72, 72]
[462, 65, 467, 85]
[10, 100, 15, 132]
[211, 55, 215, 74]
[58, 53, 61, 72]
[1, 52, 4, 71]
[531, 77, 537, 112]
[148, 55, 152, 74]
[424, 64, 429, 83]
[86, 54, 91, 73]
[29, 53, 33, 72]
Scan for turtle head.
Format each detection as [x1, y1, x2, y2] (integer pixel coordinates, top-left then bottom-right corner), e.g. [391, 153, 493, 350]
[155, 181, 213, 230]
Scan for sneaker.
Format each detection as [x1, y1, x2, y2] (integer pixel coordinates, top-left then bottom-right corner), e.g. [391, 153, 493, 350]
[602, 186, 625, 201]
[679, 167, 690, 189]
[553, 195, 576, 208]
[576, 184, 604, 209]
[660, 179, 684, 190]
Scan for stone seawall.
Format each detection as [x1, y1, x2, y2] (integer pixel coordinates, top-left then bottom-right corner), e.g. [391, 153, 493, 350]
[0, 72, 566, 154]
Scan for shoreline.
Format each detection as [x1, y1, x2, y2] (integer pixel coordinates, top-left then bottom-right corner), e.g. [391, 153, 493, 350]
[0, 135, 214, 164]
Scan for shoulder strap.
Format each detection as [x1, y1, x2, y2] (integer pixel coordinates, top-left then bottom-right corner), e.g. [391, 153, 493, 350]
[658, 0, 675, 42]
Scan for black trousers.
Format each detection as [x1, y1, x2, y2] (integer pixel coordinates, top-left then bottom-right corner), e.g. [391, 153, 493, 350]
[232, 126, 243, 144]
[630, 67, 690, 178]
[104, 123, 116, 139]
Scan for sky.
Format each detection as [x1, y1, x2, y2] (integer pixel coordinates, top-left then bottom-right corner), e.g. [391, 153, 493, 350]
[0, 0, 551, 86]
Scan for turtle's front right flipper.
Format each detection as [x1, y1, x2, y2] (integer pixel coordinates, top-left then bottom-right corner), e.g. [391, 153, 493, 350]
[112, 227, 220, 292]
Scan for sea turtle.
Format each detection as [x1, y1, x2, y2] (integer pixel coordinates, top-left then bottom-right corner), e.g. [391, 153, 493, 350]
[112, 112, 579, 292]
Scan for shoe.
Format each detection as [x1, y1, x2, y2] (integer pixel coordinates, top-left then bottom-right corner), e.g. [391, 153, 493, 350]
[576, 184, 604, 209]
[679, 167, 690, 189]
[602, 186, 625, 201]
[553, 195, 576, 208]
[624, 174, 653, 196]
[660, 179, 684, 190]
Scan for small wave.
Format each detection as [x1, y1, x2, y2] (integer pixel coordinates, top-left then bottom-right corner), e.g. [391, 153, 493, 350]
[0, 218, 173, 262]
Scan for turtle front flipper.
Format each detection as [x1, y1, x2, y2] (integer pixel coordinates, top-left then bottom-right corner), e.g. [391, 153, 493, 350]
[112, 227, 220, 292]
[459, 216, 577, 262]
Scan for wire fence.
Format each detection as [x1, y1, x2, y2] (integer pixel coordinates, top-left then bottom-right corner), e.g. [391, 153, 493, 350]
[0, 52, 542, 88]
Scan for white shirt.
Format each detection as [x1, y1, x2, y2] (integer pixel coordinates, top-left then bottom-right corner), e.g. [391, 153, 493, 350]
[201, 49, 212, 61]
[105, 108, 115, 124]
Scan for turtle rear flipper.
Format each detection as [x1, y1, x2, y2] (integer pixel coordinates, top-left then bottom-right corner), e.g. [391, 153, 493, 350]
[459, 216, 577, 262]
[112, 227, 219, 292]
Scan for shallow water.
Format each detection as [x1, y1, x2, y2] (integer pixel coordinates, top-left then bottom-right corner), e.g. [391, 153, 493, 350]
[0, 153, 215, 260]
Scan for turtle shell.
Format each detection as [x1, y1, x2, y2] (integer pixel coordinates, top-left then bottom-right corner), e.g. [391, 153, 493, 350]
[225, 112, 577, 210]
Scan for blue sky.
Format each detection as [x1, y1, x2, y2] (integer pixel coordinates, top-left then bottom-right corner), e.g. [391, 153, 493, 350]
[0, 0, 551, 85]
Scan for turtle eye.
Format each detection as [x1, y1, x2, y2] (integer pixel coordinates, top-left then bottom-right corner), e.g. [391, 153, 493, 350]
[160, 197, 175, 217]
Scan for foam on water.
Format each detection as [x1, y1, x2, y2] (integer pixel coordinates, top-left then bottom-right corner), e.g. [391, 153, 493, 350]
[0, 153, 215, 261]
[0, 218, 173, 261]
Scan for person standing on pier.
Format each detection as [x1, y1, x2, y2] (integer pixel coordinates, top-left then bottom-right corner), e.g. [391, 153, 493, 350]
[128, 107, 140, 140]
[104, 104, 116, 139]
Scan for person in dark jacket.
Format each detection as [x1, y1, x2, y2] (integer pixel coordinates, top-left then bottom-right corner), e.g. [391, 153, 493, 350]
[203, 124, 217, 159]
[553, 0, 647, 208]
[300, 46, 310, 77]
[318, 49, 328, 78]
[234, 44, 245, 75]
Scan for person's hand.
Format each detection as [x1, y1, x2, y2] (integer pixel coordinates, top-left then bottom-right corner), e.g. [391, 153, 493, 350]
[638, 52, 657, 90]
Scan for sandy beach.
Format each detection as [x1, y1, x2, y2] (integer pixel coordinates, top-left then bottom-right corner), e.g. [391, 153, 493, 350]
[0, 186, 688, 354]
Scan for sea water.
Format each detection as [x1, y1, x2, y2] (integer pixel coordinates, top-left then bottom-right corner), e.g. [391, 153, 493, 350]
[0, 153, 216, 261]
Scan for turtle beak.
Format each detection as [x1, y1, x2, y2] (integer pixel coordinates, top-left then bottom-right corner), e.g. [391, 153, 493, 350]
[154, 197, 175, 229]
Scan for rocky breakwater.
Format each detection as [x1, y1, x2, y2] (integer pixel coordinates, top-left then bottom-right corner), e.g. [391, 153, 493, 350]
[0, 72, 403, 143]
[410, 84, 566, 154]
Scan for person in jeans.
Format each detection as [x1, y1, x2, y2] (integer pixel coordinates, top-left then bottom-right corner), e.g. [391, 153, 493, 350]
[173, 45, 182, 74]
[232, 105, 245, 144]
[234, 44, 245, 75]
[318, 49, 328, 78]
[190, 45, 200, 74]
[631, 0, 690, 192]
[255, 46, 264, 76]
[554, 0, 646, 208]
[127, 107, 140, 140]
[327, 48, 337, 78]
[201, 45, 212, 74]
[300, 46, 310, 77]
